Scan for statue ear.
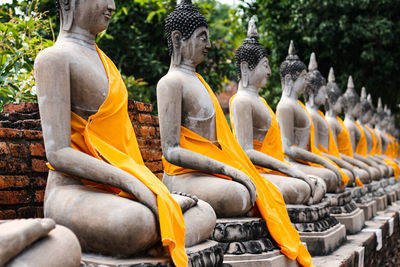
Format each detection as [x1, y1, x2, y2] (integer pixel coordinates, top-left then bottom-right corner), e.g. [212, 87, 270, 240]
[241, 61, 249, 87]
[284, 74, 293, 95]
[171, 30, 182, 65]
[62, 0, 74, 31]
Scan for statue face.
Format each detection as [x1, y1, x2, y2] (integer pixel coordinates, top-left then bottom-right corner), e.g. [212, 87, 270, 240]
[370, 113, 377, 125]
[73, 0, 115, 35]
[293, 69, 307, 95]
[333, 96, 343, 114]
[351, 102, 361, 118]
[361, 110, 372, 123]
[180, 26, 211, 66]
[248, 57, 271, 88]
[314, 85, 326, 106]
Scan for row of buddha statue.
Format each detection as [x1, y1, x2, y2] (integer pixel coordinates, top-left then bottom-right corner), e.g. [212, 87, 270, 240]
[2, 0, 399, 266]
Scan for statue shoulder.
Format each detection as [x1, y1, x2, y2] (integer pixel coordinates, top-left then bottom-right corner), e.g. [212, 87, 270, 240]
[34, 45, 70, 72]
[156, 71, 184, 94]
[230, 94, 253, 113]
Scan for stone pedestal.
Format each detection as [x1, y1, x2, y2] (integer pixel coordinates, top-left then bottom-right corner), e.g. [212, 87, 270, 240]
[348, 186, 376, 220]
[80, 240, 223, 267]
[357, 200, 377, 220]
[366, 181, 388, 211]
[209, 217, 296, 267]
[374, 195, 388, 211]
[325, 191, 365, 234]
[286, 201, 346, 256]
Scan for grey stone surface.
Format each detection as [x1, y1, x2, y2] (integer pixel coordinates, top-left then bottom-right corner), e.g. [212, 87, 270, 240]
[81, 240, 224, 267]
[331, 208, 365, 234]
[299, 223, 347, 256]
[223, 250, 299, 267]
[373, 195, 388, 211]
[356, 200, 377, 220]
[286, 201, 330, 223]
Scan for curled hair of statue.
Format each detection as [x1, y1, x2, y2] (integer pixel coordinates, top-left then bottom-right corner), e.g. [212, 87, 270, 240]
[280, 40, 307, 81]
[235, 18, 268, 80]
[165, 0, 208, 56]
[325, 67, 342, 111]
[304, 52, 326, 103]
[342, 76, 360, 113]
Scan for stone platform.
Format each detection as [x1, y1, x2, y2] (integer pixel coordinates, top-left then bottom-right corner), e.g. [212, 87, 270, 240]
[209, 217, 299, 267]
[325, 191, 365, 234]
[81, 240, 223, 267]
[373, 194, 388, 211]
[356, 200, 376, 220]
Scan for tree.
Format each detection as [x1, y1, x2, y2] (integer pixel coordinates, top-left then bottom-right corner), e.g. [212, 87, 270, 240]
[237, 0, 400, 113]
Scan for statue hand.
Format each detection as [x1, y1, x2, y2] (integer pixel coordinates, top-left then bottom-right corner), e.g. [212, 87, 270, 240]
[171, 191, 198, 213]
[305, 175, 326, 205]
[225, 166, 257, 206]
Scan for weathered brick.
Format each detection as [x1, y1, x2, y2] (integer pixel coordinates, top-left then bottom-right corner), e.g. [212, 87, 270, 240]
[32, 176, 47, 188]
[140, 150, 162, 162]
[155, 172, 163, 180]
[0, 128, 24, 139]
[135, 101, 153, 113]
[22, 119, 41, 130]
[145, 161, 163, 172]
[0, 190, 30, 205]
[35, 207, 44, 218]
[4, 103, 38, 113]
[35, 190, 45, 203]
[17, 206, 36, 218]
[139, 126, 156, 137]
[152, 115, 159, 125]
[29, 143, 46, 157]
[9, 143, 28, 158]
[0, 175, 29, 189]
[32, 159, 48, 173]
[23, 130, 43, 140]
[0, 209, 16, 219]
[0, 142, 8, 155]
[137, 113, 153, 124]
[0, 161, 28, 173]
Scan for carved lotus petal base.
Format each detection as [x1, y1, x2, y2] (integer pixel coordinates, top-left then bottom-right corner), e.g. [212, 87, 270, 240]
[292, 215, 339, 232]
[209, 217, 277, 255]
[80, 240, 224, 267]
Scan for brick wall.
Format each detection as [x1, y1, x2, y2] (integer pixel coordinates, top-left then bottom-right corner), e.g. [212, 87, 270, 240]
[0, 101, 162, 220]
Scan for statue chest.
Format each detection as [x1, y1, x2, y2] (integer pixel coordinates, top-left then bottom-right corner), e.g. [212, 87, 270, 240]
[252, 103, 271, 142]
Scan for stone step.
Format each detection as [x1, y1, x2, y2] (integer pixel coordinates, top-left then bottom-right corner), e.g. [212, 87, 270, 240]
[223, 250, 299, 267]
[356, 199, 376, 220]
[331, 208, 365, 234]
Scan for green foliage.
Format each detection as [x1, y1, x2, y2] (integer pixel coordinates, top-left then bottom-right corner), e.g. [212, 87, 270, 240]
[0, 0, 54, 110]
[237, 0, 400, 112]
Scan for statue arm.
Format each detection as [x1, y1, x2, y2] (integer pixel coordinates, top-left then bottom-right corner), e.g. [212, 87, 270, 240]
[34, 50, 158, 218]
[156, 76, 256, 205]
[354, 154, 380, 168]
[231, 99, 308, 180]
[322, 153, 357, 177]
[277, 105, 342, 184]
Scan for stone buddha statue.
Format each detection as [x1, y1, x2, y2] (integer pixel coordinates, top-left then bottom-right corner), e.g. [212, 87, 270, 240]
[157, 4, 312, 265]
[342, 76, 384, 180]
[229, 22, 325, 205]
[34, 0, 217, 265]
[324, 68, 372, 184]
[276, 42, 343, 193]
[0, 219, 81, 266]
[304, 53, 356, 187]
[357, 87, 392, 177]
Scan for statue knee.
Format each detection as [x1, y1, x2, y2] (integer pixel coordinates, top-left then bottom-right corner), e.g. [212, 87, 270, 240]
[183, 200, 216, 247]
[321, 169, 338, 193]
[214, 181, 252, 217]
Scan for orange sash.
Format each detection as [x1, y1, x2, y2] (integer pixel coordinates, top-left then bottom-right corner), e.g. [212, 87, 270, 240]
[374, 129, 383, 155]
[317, 111, 363, 187]
[298, 102, 350, 185]
[229, 95, 288, 175]
[163, 74, 312, 266]
[64, 46, 187, 266]
[354, 121, 368, 157]
[364, 125, 377, 156]
[336, 117, 354, 157]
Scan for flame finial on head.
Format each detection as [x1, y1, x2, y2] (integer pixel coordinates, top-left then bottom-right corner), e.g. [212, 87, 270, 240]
[288, 40, 296, 56]
[328, 67, 335, 83]
[361, 87, 367, 100]
[347, 76, 354, 90]
[377, 97, 383, 112]
[308, 52, 318, 71]
[367, 94, 373, 105]
[247, 17, 258, 39]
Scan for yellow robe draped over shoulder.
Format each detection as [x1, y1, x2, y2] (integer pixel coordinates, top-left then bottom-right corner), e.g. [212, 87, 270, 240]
[365, 125, 377, 156]
[298, 102, 350, 186]
[58, 46, 187, 266]
[336, 117, 354, 158]
[383, 133, 400, 179]
[317, 111, 363, 187]
[354, 121, 368, 157]
[163, 74, 313, 267]
[229, 94, 288, 175]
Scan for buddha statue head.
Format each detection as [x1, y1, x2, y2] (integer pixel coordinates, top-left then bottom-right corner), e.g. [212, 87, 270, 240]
[280, 41, 307, 97]
[235, 18, 270, 88]
[325, 67, 343, 115]
[367, 94, 378, 126]
[342, 76, 360, 119]
[56, 0, 115, 34]
[359, 87, 373, 124]
[376, 98, 388, 129]
[304, 52, 326, 107]
[165, 0, 210, 67]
